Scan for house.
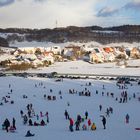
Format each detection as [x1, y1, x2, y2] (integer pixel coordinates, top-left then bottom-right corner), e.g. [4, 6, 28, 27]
[46, 46, 61, 55]
[32, 59, 43, 67]
[93, 48, 105, 62]
[103, 47, 115, 62]
[18, 47, 36, 54]
[104, 53, 115, 62]
[130, 47, 140, 58]
[63, 45, 81, 60]
[43, 51, 54, 64]
[83, 52, 90, 62]
[89, 52, 103, 63]
[103, 47, 114, 53]
[20, 53, 37, 61]
[81, 44, 99, 52]
[0, 46, 16, 53]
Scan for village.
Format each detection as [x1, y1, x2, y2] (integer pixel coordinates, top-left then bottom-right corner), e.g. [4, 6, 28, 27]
[0, 43, 140, 71]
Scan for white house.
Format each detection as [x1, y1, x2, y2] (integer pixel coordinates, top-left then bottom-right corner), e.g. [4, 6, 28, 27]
[45, 46, 61, 55]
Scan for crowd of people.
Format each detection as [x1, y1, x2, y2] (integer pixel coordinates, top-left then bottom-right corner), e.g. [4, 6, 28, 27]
[66, 110, 106, 132]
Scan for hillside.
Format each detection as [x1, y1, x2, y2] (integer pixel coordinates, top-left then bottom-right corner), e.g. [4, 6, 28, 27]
[0, 25, 140, 46]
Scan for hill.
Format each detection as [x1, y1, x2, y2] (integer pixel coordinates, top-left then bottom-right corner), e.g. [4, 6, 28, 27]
[0, 25, 140, 46]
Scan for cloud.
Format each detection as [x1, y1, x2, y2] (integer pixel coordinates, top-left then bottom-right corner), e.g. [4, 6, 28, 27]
[34, 0, 47, 2]
[0, 0, 99, 28]
[0, 0, 15, 7]
[96, 0, 140, 17]
[97, 7, 119, 17]
[0, 0, 139, 28]
[124, 1, 140, 10]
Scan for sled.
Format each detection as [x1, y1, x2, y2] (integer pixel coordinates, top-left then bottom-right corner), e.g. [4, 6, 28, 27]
[135, 128, 140, 130]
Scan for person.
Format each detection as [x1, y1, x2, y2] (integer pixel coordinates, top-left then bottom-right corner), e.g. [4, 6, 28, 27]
[9, 84, 11, 88]
[36, 114, 39, 120]
[12, 118, 16, 129]
[34, 121, 39, 126]
[23, 114, 28, 124]
[109, 107, 113, 114]
[75, 120, 80, 131]
[85, 111, 88, 119]
[82, 124, 87, 130]
[20, 110, 24, 117]
[28, 119, 33, 126]
[88, 119, 91, 129]
[67, 102, 70, 106]
[69, 118, 74, 132]
[40, 119, 46, 126]
[3, 118, 10, 132]
[106, 108, 110, 117]
[125, 114, 130, 123]
[28, 110, 31, 118]
[64, 110, 69, 120]
[25, 130, 35, 137]
[77, 115, 82, 123]
[101, 116, 106, 129]
[45, 112, 49, 123]
[91, 122, 96, 130]
[40, 111, 43, 117]
[9, 126, 16, 133]
[99, 105, 102, 111]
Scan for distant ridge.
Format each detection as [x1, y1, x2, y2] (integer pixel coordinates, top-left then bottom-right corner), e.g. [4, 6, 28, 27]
[0, 25, 140, 45]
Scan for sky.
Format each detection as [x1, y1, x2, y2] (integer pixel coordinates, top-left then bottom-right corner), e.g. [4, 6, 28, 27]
[0, 0, 140, 29]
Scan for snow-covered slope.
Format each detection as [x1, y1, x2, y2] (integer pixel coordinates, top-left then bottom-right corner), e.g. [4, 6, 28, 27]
[0, 76, 140, 140]
[26, 60, 140, 76]
[10, 41, 140, 49]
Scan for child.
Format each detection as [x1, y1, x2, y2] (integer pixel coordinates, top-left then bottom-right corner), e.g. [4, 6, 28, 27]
[91, 123, 96, 130]
[82, 124, 87, 130]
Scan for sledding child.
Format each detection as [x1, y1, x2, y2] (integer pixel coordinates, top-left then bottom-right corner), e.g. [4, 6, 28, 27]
[91, 122, 96, 130]
[40, 119, 46, 126]
[82, 124, 87, 130]
[25, 130, 35, 137]
[34, 121, 39, 126]
[9, 126, 16, 133]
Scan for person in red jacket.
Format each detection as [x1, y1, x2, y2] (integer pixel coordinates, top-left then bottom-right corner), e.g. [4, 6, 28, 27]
[69, 118, 74, 132]
[88, 119, 91, 129]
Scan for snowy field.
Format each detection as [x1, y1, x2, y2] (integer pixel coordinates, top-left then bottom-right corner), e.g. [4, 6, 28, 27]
[27, 60, 140, 76]
[0, 76, 140, 140]
[10, 41, 140, 49]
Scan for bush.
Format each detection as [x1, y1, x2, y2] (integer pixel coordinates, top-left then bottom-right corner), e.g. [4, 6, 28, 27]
[43, 60, 48, 66]
[7, 62, 34, 71]
[0, 60, 11, 67]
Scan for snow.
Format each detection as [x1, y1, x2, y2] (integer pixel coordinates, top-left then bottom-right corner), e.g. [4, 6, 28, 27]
[10, 40, 140, 49]
[0, 74, 140, 140]
[26, 60, 140, 76]
[0, 54, 15, 62]
[92, 30, 122, 33]
[10, 40, 102, 48]
[0, 33, 25, 39]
